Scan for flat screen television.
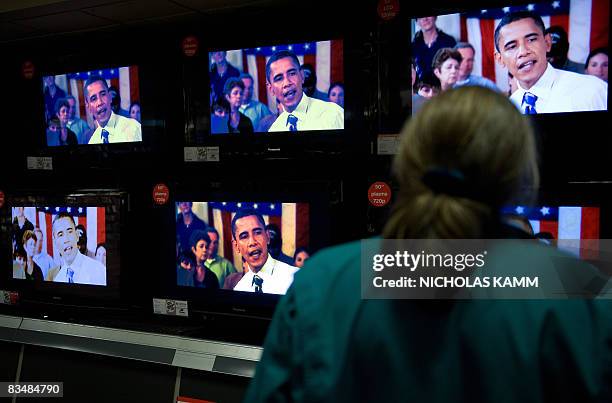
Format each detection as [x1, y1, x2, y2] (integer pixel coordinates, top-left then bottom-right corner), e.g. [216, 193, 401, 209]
[42, 66, 142, 146]
[410, 0, 608, 115]
[2, 191, 126, 308]
[208, 39, 345, 134]
[175, 201, 311, 295]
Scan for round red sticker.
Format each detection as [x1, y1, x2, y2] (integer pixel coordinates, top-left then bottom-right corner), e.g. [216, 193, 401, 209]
[22, 61, 35, 79]
[0, 190, 5, 209]
[182, 36, 199, 57]
[368, 182, 392, 207]
[153, 184, 170, 205]
[377, 0, 400, 21]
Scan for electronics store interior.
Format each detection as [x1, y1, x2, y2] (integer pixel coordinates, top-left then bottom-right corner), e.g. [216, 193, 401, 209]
[0, 0, 610, 402]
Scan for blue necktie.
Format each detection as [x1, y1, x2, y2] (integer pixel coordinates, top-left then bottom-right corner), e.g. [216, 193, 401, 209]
[67, 267, 74, 283]
[101, 129, 110, 143]
[286, 114, 298, 131]
[522, 92, 538, 115]
[252, 275, 263, 293]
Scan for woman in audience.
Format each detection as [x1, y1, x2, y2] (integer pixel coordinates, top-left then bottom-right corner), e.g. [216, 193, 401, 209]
[129, 101, 141, 122]
[585, 48, 608, 82]
[20, 230, 44, 281]
[223, 77, 253, 133]
[432, 48, 462, 92]
[245, 86, 612, 402]
[327, 83, 345, 108]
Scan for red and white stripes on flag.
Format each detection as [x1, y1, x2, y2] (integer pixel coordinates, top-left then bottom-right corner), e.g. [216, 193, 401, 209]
[529, 206, 600, 258]
[223, 40, 344, 114]
[18, 206, 106, 259]
[433, 0, 609, 92]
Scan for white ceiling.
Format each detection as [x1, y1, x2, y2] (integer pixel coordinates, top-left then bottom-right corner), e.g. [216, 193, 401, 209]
[0, 0, 273, 43]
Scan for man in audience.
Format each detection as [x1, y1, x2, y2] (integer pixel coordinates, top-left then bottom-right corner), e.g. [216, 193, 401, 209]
[32, 227, 56, 279]
[204, 226, 237, 288]
[84, 75, 142, 144]
[225, 208, 297, 294]
[65, 94, 92, 144]
[239, 73, 272, 131]
[412, 16, 457, 81]
[453, 42, 499, 91]
[300, 64, 328, 101]
[176, 202, 207, 255]
[494, 11, 607, 113]
[266, 50, 343, 132]
[46, 213, 106, 285]
[43, 76, 66, 123]
[545, 26, 584, 74]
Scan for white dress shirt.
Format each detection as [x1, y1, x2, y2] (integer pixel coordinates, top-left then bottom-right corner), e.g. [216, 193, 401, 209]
[52, 251, 107, 285]
[233, 254, 298, 295]
[510, 63, 608, 114]
[88, 111, 142, 144]
[268, 94, 344, 132]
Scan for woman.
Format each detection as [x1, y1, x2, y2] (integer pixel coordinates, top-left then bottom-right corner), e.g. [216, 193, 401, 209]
[129, 101, 141, 122]
[223, 77, 253, 133]
[53, 98, 78, 146]
[246, 87, 612, 402]
[327, 83, 344, 108]
[432, 47, 462, 92]
[293, 247, 310, 268]
[189, 230, 219, 289]
[585, 48, 608, 82]
[12, 207, 34, 253]
[20, 230, 44, 281]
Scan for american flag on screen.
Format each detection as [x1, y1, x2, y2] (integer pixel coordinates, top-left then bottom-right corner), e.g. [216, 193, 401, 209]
[223, 40, 343, 113]
[196, 201, 309, 269]
[433, 0, 609, 92]
[20, 206, 106, 259]
[503, 205, 600, 258]
[46, 66, 140, 123]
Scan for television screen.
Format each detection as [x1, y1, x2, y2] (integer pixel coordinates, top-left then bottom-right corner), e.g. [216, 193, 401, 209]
[42, 66, 142, 146]
[175, 201, 310, 295]
[209, 40, 344, 133]
[11, 206, 108, 286]
[410, 0, 608, 114]
[502, 205, 600, 258]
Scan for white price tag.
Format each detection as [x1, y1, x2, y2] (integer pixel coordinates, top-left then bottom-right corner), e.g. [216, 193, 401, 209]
[153, 298, 189, 317]
[184, 147, 220, 162]
[26, 157, 53, 170]
[377, 134, 400, 155]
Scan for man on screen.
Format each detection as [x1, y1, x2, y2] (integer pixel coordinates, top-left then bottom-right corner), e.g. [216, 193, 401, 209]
[453, 42, 499, 92]
[46, 213, 106, 285]
[84, 75, 142, 144]
[494, 11, 607, 114]
[204, 226, 237, 288]
[266, 50, 343, 132]
[227, 208, 298, 294]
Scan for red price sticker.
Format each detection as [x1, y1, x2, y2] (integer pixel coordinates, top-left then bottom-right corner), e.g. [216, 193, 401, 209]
[377, 0, 400, 21]
[152, 184, 170, 205]
[22, 61, 35, 79]
[368, 182, 392, 207]
[182, 36, 199, 57]
[0, 190, 4, 208]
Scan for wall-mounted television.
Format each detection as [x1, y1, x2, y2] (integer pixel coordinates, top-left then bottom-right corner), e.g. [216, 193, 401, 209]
[42, 66, 142, 146]
[410, 0, 608, 114]
[208, 40, 345, 134]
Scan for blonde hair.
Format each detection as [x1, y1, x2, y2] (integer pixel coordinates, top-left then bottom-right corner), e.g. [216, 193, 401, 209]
[383, 86, 539, 239]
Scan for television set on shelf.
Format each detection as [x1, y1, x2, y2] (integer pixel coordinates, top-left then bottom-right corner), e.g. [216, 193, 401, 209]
[409, 0, 609, 115]
[161, 185, 333, 320]
[208, 39, 345, 134]
[2, 190, 127, 310]
[42, 66, 142, 147]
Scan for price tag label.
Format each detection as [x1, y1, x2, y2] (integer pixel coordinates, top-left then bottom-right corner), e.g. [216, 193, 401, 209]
[377, 134, 400, 155]
[184, 147, 220, 162]
[153, 298, 189, 317]
[368, 182, 392, 207]
[26, 157, 53, 170]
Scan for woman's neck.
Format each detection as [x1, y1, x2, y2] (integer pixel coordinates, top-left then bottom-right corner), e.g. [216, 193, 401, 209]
[423, 29, 438, 47]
